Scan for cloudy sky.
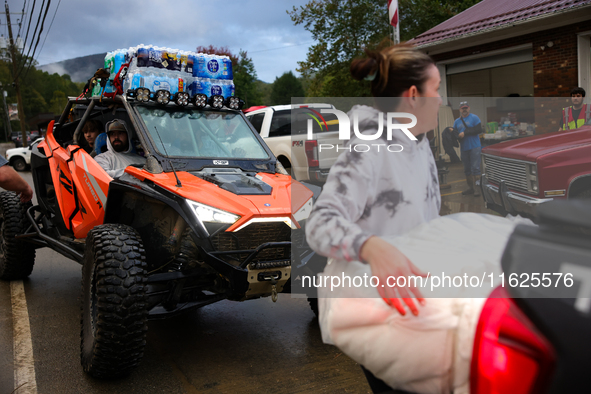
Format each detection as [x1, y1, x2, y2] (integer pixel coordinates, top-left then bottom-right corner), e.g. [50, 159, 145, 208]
[5, 0, 314, 83]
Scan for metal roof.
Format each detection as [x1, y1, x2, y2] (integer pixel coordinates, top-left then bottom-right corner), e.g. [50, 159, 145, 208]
[412, 0, 591, 47]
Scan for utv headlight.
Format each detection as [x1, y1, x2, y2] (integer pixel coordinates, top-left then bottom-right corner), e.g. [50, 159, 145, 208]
[174, 92, 190, 107]
[188, 201, 240, 225]
[293, 197, 313, 223]
[225, 96, 244, 110]
[154, 90, 171, 105]
[208, 95, 224, 109]
[136, 88, 151, 102]
[193, 93, 208, 108]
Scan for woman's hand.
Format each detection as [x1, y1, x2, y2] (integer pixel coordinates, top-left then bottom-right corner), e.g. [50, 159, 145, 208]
[360, 236, 427, 316]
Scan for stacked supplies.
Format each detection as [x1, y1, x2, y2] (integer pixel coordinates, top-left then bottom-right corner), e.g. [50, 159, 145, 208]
[94, 45, 235, 99]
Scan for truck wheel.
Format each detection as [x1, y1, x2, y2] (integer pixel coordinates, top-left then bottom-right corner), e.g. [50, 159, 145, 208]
[0, 192, 35, 280]
[80, 224, 148, 378]
[278, 157, 293, 177]
[572, 189, 591, 200]
[12, 157, 27, 172]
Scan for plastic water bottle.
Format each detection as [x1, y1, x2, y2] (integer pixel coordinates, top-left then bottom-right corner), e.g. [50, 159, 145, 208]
[221, 56, 233, 80]
[209, 79, 223, 97]
[113, 49, 126, 78]
[136, 45, 150, 68]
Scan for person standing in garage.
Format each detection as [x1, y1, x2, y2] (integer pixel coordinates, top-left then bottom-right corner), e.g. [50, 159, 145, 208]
[453, 101, 482, 196]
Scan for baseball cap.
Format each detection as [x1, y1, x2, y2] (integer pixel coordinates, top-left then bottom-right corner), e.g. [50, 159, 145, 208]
[107, 119, 127, 134]
[459, 101, 469, 109]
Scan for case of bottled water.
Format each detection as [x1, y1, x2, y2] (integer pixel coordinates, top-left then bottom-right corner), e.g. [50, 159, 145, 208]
[100, 45, 235, 99]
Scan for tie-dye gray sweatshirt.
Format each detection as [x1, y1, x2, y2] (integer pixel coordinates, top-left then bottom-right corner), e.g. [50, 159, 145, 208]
[305, 105, 441, 262]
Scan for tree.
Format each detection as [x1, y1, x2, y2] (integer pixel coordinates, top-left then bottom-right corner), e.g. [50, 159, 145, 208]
[195, 46, 261, 107]
[234, 50, 262, 108]
[399, 0, 481, 41]
[49, 91, 68, 114]
[0, 58, 81, 139]
[289, 0, 390, 97]
[289, 0, 482, 97]
[270, 71, 305, 105]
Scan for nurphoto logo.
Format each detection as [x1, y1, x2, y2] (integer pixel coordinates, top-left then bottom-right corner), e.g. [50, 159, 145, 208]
[303, 108, 417, 153]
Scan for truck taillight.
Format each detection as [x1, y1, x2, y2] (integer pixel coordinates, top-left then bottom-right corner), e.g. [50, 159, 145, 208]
[471, 287, 555, 394]
[305, 140, 319, 167]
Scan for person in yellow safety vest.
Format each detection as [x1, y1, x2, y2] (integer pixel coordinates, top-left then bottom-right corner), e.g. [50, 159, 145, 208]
[558, 87, 591, 131]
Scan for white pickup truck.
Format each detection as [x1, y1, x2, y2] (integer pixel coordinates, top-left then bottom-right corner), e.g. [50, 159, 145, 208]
[245, 104, 341, 184]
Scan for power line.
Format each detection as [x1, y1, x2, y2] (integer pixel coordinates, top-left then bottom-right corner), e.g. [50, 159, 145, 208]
[35, 0, 60, 65]
[17, 0, 51, 80]
[20, 0, 37, 56]
[248, 41, 314, 54]
[16, 0, 26, 37]
[17, 0, 45, 76]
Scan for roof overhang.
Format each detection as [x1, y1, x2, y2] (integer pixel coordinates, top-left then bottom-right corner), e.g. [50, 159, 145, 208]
[415, 3, 591, 56]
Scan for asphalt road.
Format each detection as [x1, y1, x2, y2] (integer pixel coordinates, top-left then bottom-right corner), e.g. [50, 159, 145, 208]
[0, 172, 371, 394]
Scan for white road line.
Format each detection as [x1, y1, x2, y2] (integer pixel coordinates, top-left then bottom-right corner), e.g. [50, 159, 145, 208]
[10, 281, 37, 394]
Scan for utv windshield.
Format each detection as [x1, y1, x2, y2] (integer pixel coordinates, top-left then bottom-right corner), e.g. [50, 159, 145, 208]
[136, 105, 269, 160]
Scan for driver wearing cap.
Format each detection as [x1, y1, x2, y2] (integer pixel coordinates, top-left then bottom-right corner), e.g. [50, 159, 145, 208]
[95, 119, 146, 179]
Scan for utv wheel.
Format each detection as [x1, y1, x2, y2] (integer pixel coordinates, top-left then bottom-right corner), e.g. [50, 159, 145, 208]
[81, 224, 148, 378]
[0, 192, 35, 280]
[12, 157, 27, 172]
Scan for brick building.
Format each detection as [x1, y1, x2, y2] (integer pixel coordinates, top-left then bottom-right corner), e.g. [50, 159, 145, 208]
[412, 0, 591, 133]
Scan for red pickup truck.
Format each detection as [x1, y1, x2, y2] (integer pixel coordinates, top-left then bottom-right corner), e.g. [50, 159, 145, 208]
[481, 125, 591, 219]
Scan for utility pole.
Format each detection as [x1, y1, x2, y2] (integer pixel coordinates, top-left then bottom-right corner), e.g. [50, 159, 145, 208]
[0, 83, 11, 142]
[5, 2, 29, 147]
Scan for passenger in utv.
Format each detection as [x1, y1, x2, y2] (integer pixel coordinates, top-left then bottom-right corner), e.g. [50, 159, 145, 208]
[306, 43, 442, 393]
[95, 119, 146, 178]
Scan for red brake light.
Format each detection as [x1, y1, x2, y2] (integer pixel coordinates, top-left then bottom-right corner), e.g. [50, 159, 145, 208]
[305, 140, 319, 167]
[471, 287, 555, 394]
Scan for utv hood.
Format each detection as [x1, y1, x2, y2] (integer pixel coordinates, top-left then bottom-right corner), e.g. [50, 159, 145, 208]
[482, 126, 591, 161]
[124, 167, 312, 231]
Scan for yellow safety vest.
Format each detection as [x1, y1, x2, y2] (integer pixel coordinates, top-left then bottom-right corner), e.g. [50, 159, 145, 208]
[563, 104, 591, 130]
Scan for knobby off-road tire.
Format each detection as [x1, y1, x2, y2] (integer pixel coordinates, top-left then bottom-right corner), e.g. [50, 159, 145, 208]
[81, 224, 148, 379]
[0, 191, 35, 280]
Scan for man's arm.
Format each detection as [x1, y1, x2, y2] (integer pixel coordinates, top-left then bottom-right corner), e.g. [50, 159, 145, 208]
[463, 122, 483, 136]
[0, 164, 33, 202]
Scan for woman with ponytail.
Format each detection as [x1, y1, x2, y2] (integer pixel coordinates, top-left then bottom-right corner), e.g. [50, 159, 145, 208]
[306, 43, 447, 393]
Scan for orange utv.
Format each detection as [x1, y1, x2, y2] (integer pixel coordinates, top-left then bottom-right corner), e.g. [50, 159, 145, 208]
[0, 93, 317, 378]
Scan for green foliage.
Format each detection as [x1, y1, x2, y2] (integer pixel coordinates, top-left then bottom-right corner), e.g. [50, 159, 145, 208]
[0, 56, 81, 138]
[49, 91, 68, 114]
[255, 80, 273, 106]
[270, 71, 305, 105]
[289, 0, 390, 97]
[234, 50, 262, 108]
[290, 0, 481, 97]
[399, 0, 481, 41]
[195, 46, 262, 108]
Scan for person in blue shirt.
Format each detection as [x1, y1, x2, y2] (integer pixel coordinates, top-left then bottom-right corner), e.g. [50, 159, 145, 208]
[453, 101, 482, 196]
